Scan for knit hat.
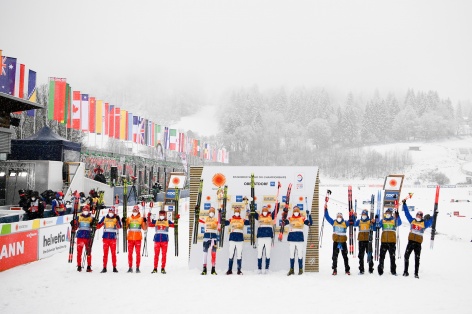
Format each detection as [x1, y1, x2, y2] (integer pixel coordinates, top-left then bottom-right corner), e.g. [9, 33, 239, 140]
[336, 212, 343, 218]
[132, 205, 140, 212]
[159, 209, 166, 215]
[361, 210, 368, 216]
[234, 206, 241, 213]
[293, 206, 300, 212]
[385, 208, 393, 214]
[416, 211, 423, 217]
[209, 207, 216, 213]
[108, 207, 115, 213]
[262, 206, 269, 212]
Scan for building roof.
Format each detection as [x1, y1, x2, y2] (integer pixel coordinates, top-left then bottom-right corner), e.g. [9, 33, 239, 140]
[0, 92, 44, 113]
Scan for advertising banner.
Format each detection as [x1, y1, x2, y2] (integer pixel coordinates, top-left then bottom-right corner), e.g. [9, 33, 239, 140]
[38, 223, 70, 259]
[189, 166, 318, 272]
[0, 230, 38, 271]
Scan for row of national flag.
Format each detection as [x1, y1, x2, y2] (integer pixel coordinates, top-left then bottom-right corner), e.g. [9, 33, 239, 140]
[0, 49, 38, 115]
[47, 79, 229, 162]
[1, 48, 228, 163]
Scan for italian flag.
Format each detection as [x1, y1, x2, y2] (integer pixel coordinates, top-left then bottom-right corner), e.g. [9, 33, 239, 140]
[169, 129, 177, 151]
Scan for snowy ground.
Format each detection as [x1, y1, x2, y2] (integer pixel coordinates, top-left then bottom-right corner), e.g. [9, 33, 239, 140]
[1, 185, 471, 314]
[2, 138, 472, 313]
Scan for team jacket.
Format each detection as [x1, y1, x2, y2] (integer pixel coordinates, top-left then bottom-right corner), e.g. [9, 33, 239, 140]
[354, 217, 372, 241]
[199, 216, 219, 240]
[325, 209, 348, 243]
[27, 199, 44, 213]
[283, 215, 311, 242]
[52, 199, 66, 214]
[125, 213, 147, 241]
[96, 215, 122, 240]
[224, 216, 250, 242]
[148, 216, 175, 242]
[403, 203, 434, 244]
[254, 211, 276, 238]
[75, 214, 94, 239]
[379, 214, 402, 243]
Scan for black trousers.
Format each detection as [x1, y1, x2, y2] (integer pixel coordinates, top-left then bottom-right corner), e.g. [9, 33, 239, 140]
[332, 242, 350, 272]
[404, 240, 422, 275]
[358, 241, 374, 272]
[379, 242, 396, 273]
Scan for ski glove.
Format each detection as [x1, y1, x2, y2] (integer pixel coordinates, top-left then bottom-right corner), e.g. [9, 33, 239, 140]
[115, 215, 120, 221]
[143, 217, 147, 223]
[121, 217, 127, 224]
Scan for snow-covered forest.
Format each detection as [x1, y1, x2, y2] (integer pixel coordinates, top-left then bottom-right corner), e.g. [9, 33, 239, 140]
[217, 86, 472, 178]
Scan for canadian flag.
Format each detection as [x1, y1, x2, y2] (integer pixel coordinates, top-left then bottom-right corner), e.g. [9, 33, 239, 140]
[72, 91, 81, 130]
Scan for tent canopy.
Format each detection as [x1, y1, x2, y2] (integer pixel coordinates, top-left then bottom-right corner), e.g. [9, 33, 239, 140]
[8, 126, 81, 161]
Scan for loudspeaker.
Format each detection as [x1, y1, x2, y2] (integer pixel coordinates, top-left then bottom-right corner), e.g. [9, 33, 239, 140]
[110, 166, 118, 181]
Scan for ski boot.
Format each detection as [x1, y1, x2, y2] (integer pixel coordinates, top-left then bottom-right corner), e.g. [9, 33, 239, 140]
[136, 268, 141, 273]
[414, 273, 419, 279]
[237, 269, 243, 275]
[403, 271, 409, 277]
[86, 266, 92, 273]
[287, 268, 295, 276]
[332, 269, 337, 276]
[264, 269, 270, 275]
[201, 266, 207, 275]
[211, 267, 217, 275]
[378, 265, 384, 276]
[298, 269, 303, 275]
[391, 271, 397, 276]
[161, 268, 166, 274]
[368, 268, 374, 274]
[152, 269, 158, 274]
[77, 266, 82, 272]
[257, 269, 262, 275]
[226, 270, 233, 275]
[127, 268, 133, 273]
[100, 268, 107, 273]
[113, 267, 118, 273]
[345, 271, 351, 275]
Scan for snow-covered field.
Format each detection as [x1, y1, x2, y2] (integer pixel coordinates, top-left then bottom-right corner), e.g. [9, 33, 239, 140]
[2, 138, 472, 314]
[1, 185, 470, 314]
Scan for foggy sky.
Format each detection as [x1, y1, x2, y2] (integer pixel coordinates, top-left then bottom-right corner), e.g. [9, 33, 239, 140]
[1, 0, 472, 106]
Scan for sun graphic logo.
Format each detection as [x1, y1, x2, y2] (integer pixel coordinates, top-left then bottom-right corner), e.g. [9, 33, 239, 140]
[389, 179, 398, 188]
[212, 173, 226, 187]
[172, 177, 181, 186]
[297, 174, 303, 182]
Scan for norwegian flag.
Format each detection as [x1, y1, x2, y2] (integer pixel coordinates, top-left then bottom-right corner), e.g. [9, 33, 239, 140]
[138, 117, 146, 145]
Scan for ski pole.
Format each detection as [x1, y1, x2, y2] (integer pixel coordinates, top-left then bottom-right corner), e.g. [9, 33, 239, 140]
[319, 189, 331, 248]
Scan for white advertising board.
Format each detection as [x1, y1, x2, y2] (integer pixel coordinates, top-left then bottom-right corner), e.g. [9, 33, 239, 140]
[189, 166, 318, 272]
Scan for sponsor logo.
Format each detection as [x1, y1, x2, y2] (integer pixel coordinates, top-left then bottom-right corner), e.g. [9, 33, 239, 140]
[236, 195, 243, 202]
[43, 231, 66, 247]
[270, 182, 275, 186]
[166, 189, 176, 198]
[297, 204, 304, 210]
[0, 241, 24, 259]
[384, 191, 399, 200]
[243, 182, 269, 186]
[26, 233, 36, 238]
[297, 174, 303, 182]
[264, 196, 276, 202]
[204, 203, 211, 210]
